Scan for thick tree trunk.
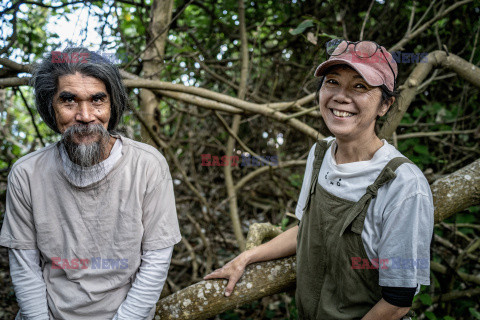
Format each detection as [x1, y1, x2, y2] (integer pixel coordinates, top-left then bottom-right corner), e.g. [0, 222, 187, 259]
[431, 158, 480, 223]
[155, 158, 480, 319]
[139, 0, 174, 146]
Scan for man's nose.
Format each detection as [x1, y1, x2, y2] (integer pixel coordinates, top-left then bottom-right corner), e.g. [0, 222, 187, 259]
[75, 101, 95, 123]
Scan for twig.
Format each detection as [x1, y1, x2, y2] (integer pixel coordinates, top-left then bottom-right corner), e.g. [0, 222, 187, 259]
[411, 0, 436, 31]
[234, 160, 306, 192]
[430, 261, 480, 286]
[359, 0, 375, 41]
[214, 111, 275, 167]
[284, 106, 318, 120]
[123, 0, 194, 70]
[130, 106, 212, 222]
[181, 237, 199, 281]
[412, 287, 480, 309]
[469, 21, 480, 64]
[396, 129, 476, 140]
[186, 213, 213, 274]
[417, 72, 457, 92]
[405, 1, 416, 37]
[390, 0, 473, 51]
[16, 88, 45, 147]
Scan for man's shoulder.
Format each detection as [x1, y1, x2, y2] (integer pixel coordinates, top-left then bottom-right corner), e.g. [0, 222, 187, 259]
[122, 137, 168, 167]
[9, 143, 59, 178]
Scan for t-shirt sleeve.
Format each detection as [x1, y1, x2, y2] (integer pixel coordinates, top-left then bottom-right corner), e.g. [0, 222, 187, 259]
[0, 170, 37, 249]
[141, 158, 181, 251]
[378, 189, 433, 288]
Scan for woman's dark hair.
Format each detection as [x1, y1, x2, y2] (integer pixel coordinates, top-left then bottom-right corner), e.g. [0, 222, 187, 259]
[30, 47, 129, 134]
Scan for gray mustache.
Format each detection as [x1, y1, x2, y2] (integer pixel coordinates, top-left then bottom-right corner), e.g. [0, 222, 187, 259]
[63, 124, 108, 137]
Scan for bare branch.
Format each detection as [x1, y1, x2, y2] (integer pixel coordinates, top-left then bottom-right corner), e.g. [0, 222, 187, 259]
[396, 129, 477, 140]
[389, 0, 473, 51]
[379, 51, 480, 138]
[234, 160, 307, 192]
[359, 0, 375, 41]
[16, 88, 45, 147]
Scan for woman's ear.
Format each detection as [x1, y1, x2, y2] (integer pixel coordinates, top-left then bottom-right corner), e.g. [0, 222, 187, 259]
[379, 96, 395, 117]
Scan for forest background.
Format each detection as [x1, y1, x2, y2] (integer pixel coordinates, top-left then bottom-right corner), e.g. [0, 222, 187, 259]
[0, 0, 479, 319]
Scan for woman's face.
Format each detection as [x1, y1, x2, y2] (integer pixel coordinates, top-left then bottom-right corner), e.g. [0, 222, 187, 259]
[319, 65, 391, 141]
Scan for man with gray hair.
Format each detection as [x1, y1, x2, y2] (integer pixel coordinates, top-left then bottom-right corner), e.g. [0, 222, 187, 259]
[0, 48, 181, 319]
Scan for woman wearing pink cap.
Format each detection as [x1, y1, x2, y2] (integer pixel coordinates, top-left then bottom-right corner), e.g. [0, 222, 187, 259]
[205, 40, 434, 320]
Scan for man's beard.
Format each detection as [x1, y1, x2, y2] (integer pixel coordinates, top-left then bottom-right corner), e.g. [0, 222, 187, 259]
[62, 124, 111, 185]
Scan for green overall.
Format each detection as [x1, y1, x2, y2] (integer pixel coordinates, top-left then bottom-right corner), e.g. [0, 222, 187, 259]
[296, 140, 413, 319]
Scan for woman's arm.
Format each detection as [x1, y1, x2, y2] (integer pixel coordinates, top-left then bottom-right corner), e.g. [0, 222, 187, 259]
[362, 298, 410, 320]
[204, 225, 298, 296]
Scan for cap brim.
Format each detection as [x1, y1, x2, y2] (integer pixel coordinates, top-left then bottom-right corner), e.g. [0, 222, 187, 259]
[314, 58, 384, 88]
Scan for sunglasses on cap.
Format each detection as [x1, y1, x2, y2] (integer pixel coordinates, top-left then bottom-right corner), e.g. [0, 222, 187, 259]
[325, 39, 397, 90]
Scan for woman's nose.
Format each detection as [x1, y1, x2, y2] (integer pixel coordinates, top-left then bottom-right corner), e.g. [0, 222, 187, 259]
[333, 88, 352, 104]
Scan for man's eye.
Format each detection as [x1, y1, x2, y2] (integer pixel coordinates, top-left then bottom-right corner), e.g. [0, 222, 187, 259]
[61, 97, 75, 103]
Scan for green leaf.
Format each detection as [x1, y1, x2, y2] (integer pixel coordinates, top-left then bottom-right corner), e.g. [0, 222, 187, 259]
[288, 174, 302, 187]
[443, 317, 455, 320]
[419, 293, 433, 306]
[413, 144, 429, 156]
[470, 308, 480, 319]
[425, 311, 437, 320]
[289, 20, 314, 35]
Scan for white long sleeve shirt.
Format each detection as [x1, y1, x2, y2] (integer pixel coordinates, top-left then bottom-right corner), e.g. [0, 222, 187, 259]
[10, 247, 173, 320]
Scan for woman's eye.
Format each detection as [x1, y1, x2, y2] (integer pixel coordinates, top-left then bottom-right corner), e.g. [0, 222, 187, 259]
[355, 83, 367, 89]
[326, 79, 338, 84]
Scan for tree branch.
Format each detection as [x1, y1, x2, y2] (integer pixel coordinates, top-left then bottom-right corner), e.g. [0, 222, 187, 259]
[389, 0, 473, 51]
[379, 51, 480, 139]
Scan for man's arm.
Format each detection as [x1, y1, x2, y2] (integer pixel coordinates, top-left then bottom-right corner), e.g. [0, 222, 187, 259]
[113, 246, 173, 320]
[9, 249, 49, 320]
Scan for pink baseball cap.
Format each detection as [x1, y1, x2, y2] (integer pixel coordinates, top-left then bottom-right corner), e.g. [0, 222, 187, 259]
[314, 42, 398, 92]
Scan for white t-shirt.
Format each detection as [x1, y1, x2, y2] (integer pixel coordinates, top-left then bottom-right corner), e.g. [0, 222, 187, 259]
[295, 137, 434, 288]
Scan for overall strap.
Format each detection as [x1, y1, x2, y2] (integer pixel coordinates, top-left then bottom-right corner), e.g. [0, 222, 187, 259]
[303, 139, 335, 213]
[340, 157, 414, 236]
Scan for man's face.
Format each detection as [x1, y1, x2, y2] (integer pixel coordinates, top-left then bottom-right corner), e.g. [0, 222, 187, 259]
[52, 72, 111, 142]
[52, 72, 113, 169]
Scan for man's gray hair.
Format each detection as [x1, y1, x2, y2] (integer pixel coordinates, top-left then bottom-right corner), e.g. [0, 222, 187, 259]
[31, 47, 129, 133]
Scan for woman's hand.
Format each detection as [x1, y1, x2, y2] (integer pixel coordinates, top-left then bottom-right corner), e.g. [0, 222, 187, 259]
[204, 252, 249, 297]
[204, 225, 299, 297]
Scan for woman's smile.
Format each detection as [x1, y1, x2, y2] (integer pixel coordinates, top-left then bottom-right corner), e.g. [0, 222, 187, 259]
[319, 65, 389, 142]
[330, 108, 356, 118]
